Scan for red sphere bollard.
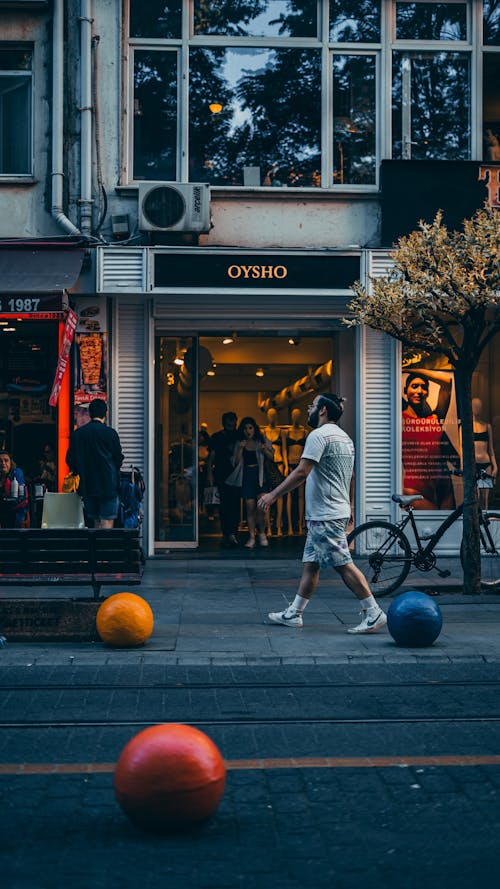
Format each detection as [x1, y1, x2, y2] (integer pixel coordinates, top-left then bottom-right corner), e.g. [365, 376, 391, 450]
[114, 723, 226, 831]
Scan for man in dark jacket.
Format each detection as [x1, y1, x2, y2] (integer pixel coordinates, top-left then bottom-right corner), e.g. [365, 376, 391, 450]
[66, 399, 123, 528]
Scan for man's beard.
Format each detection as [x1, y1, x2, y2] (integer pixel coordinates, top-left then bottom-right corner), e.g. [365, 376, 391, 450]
[308, 407, 320, 429]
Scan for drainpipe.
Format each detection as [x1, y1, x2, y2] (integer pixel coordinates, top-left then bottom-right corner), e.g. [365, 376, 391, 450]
[51, 0, 81, 235]
[79, 0, 93, 237]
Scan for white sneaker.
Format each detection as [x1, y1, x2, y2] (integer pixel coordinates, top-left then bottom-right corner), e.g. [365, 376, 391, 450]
[268, 606, 303, 628]
[347, 607, 387, 635]
[258, 533, 269, 547]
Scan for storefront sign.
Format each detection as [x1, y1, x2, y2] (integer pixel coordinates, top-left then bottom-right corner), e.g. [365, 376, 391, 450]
[0, 292, 64, 317]
[381, 161, 500, 245]
[49, 308, 78, 406]
[154, 252, 360, 289]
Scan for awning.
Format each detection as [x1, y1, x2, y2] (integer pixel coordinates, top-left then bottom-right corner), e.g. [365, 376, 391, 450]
[0, 242, 86, 292]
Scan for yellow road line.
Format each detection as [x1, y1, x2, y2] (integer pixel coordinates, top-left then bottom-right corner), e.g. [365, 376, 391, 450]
[1, 754, 500, 775]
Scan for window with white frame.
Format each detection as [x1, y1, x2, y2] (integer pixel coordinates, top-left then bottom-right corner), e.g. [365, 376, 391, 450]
[126, 1, 498, 187]
[0, 47, 32, 176]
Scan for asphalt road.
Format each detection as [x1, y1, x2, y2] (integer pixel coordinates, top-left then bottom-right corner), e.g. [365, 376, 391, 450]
[1, 662, 499, 889]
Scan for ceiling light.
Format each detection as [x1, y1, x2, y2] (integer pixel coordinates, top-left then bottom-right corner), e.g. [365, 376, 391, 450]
[288, 337, 301, 346]
[256, 368, 265, 378]
[173, 356, 184, 366]
[3, 326, 16, 332]
[207, 370, 216, 377]
[222, 335, 235, 345]
[0, 321, 8, 325]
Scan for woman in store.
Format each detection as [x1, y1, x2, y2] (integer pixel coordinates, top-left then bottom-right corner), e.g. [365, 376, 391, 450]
[402, 371, 459, 510]
[472, 397, 497, 509]
[226, 417, 274, 549]
[285, 407, 308, 534]
[262, 407, 287, 536]
[0, 450, 29, 528]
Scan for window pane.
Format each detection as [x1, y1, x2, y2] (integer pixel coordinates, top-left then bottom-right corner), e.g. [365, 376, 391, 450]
[194, 1, 317, 37]
[483, 54, 500, 160]
[396, 3, 467, 41]
[392, 52, 470, 160]
[129, 0, 182, 38]
[133, 51, 177, 180]
[189, 47, 321, 187]
[0, 49, 32, 71]
[332, 55, 376, 184]
[0, 76, 31, 174]
[329, 0, 381, 43]
[484, 0, 500, 45]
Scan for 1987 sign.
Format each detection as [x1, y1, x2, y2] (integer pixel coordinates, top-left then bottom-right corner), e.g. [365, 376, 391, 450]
[0, 294, 63, 314]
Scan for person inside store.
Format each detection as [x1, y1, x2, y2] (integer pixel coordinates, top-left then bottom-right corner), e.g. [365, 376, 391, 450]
[207, 411, 240, 548]
[226, 416, 274, 549]
[472, 396, 497, 509]
[39, 443, 57, 492]
[262, 407, 287, 536]
[285, 407, 308, 534]
[198, 422, 212, 515]
[402, 370, 459, 510]
[0, 450, 29, 528]
[66, 399, 124, 529]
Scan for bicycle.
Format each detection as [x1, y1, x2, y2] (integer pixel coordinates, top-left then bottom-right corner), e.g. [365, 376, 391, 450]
[347, 472, 500, 597]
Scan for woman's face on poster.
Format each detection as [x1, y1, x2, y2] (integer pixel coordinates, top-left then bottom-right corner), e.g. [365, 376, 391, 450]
[406, 377, 429, 407]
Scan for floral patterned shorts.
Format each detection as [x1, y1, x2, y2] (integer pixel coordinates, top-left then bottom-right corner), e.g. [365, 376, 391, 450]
[302, 518, 352, 569]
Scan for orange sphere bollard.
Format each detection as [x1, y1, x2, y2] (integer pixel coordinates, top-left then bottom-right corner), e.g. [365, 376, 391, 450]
[96, 592, 154, 647]
[114, 724, 226, 831]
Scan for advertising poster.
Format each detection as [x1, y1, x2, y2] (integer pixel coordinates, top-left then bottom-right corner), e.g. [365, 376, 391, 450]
[73, 298, 108, 428]
[402, 367, 462, 510]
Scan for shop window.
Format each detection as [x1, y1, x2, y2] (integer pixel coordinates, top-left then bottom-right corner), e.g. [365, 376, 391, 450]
[0, 47, 32, 176]
[193, 0, 318, 37]
[133, 50, 178, 181]
[483, 53, 500, 160]
[329, 0, 381, 42]
[332, 54, 376, 185]
[395, 2, 468, 41]
[189, 47, 321, 187]
[392, 51, 470, 159]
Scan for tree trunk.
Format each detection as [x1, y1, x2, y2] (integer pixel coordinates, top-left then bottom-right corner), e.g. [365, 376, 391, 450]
[455, 367, 481, 594]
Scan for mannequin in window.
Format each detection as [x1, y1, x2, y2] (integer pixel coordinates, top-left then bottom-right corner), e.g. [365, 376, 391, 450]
[485, 129, 500, 162]
[262, 407, 287, 536]
[472, 397, 497, 509]
[285, 408, 307, 534]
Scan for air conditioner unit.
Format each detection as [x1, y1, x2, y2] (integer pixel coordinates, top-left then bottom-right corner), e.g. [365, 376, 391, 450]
[137, 182, 211, 233]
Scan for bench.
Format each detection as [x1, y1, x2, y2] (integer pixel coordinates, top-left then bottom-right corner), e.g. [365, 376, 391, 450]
[0, 528, 144, 600]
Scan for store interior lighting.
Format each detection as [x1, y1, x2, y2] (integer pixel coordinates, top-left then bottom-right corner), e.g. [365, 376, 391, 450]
[288, 337, 301, 346]
[222, 333, 236, 345]
[255, 367, 265, 377]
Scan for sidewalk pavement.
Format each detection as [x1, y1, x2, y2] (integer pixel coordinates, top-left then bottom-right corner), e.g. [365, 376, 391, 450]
[1, 555, 499, 667]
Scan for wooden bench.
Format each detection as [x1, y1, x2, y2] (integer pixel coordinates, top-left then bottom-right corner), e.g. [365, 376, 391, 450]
[0, 528, 144, 600]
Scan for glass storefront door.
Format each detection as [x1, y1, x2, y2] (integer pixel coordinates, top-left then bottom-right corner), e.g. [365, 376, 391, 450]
[155, 335, 197, 546]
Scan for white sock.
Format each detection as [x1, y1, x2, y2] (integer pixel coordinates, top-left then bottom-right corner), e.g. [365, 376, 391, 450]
[360, 595, 378, 611]
[290, 595, 310, 613]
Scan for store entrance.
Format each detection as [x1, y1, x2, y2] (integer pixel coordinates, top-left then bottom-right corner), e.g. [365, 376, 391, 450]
[0, 319, 59, 525]
[154, 332, 350, 553]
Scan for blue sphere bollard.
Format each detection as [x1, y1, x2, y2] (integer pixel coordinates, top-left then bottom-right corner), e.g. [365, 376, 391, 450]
[387, 591, 443, 647]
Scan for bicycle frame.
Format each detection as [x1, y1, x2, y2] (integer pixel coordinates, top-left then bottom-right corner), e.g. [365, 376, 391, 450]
[397, 502, 465, 559]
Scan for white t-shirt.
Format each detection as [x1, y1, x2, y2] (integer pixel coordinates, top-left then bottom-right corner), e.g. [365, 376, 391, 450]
[302, 423, 354, 521]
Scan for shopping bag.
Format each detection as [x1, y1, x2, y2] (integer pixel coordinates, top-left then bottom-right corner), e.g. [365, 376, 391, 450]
[203, 485, 220, 506]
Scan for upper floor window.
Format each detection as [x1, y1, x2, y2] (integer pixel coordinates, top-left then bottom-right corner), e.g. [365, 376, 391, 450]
[0, 47, 32, 176]
[126, 2, 496, 187]
[395, 2, 468, 41]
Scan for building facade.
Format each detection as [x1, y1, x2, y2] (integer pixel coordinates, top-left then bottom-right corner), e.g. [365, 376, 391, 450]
[0, 1, 498, 553]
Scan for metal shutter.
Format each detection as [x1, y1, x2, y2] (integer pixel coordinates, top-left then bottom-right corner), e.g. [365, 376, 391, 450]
[358, 251, 398, 523]
[112, 300, 146, 471]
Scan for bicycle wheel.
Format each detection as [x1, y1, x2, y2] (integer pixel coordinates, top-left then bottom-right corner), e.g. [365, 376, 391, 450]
[479, 513, 500, 588]
[347, 521, 413, 597]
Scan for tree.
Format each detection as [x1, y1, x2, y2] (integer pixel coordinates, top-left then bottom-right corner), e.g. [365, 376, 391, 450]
[346, 206, 500, 594]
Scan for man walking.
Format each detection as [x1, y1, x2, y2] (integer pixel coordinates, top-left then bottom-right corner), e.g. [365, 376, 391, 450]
[258, 394, 387, 634]
[66, 399, 124, 529]
[207, 411, 240, 547]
